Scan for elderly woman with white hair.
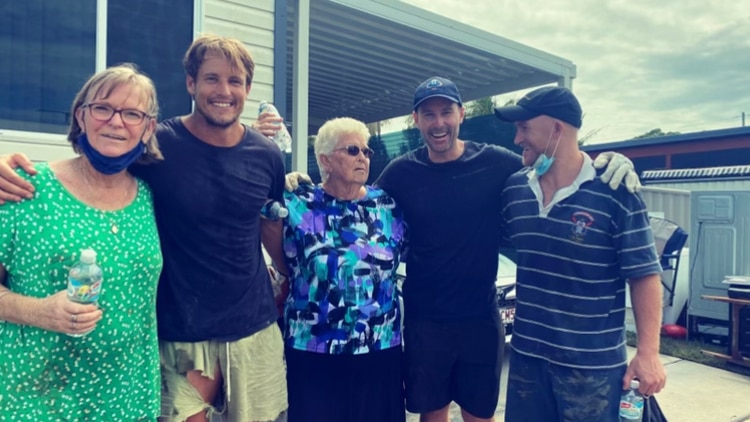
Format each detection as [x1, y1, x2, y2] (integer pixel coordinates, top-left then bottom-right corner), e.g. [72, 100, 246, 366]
[280, 117, 407, 422]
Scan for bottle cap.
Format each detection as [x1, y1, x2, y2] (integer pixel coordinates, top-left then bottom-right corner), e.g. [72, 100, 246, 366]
[80, 248, 97, 264]
[630, 379, 640, 390]
[277, 207, 289, 218]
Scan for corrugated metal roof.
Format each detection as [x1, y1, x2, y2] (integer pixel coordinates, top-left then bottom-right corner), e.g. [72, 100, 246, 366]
[285, 0, 577, 130]
[642, 165, 750, 181]
[583, 126, 750, 152]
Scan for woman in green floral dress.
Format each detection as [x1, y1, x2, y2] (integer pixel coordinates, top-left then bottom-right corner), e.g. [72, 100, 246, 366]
[0, 64, 164, 421]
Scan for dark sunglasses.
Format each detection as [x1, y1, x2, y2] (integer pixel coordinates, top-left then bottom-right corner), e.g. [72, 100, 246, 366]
[334, 145, 375, 158]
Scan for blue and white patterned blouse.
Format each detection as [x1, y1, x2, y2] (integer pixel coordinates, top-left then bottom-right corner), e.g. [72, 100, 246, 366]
[282, 184, 407, 355]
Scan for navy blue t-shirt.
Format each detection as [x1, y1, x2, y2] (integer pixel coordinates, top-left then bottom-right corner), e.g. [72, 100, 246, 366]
[376, 142, 522, 322]
[132, 117, 285, 341]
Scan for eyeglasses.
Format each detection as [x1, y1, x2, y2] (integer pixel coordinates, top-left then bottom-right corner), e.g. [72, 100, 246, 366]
[83, 103, 152, 125]
[333, 145, 375, 159]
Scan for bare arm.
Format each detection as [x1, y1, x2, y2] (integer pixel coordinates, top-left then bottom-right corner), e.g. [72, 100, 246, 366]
[0, 264, 102, 334]
[260, 218, 289, 276]
[624, 273, 667, 395]
[0, 153, 37, 204]
[260, 218, 290, 313]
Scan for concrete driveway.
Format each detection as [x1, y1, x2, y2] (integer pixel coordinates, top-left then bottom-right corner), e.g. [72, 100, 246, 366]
[406, 346, 750, 422]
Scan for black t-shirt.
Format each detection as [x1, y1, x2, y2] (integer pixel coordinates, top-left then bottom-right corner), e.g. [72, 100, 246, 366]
[376, 141, 522, 322]
[131, 117, 285, 341]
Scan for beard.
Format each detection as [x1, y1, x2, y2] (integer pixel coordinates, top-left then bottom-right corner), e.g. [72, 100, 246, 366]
[194, 100, 240, 129]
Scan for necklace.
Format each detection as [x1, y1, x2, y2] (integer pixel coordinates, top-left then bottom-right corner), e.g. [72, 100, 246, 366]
[77, 159, 132, 235]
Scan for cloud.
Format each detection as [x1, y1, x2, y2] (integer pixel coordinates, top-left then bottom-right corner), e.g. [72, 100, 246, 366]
[403, 0, 750, 142]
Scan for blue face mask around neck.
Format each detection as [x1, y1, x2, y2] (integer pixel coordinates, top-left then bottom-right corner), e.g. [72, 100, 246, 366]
[533, 154, 555, 176]
[533, 128, 562, 177]
[77, 133, 146, 175]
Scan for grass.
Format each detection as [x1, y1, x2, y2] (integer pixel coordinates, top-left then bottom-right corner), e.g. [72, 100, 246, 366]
[626, 331, 750, 377]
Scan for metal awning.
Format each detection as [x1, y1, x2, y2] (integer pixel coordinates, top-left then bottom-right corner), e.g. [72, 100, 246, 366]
[284, 0, 577, 131]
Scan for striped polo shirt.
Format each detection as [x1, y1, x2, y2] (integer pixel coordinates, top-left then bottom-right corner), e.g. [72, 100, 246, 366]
[501, 154, 661, 369]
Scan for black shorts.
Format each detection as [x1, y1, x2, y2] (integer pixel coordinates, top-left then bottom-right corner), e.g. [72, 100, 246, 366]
[285, 346, 405, 422]
[403, 318, 504, 418]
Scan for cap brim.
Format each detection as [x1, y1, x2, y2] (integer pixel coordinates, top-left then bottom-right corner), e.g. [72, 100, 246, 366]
[493, 105, 540, 122]
[414, 94, 461, 111]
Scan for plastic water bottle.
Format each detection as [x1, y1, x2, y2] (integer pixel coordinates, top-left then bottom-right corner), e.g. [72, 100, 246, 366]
[258, 101, 292, 153]
[66, 248, 103, 337]
[619, 380, 644, 421]
[260, 200, 289, 221]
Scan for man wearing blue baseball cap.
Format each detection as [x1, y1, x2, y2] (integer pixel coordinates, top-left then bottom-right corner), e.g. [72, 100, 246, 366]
[374, 78, 642, 421]
[494, 86, 666, 421]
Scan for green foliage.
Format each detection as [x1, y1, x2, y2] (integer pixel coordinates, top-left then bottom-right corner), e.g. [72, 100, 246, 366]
[366, 121, 390, 138]
[464, 97, 497, 118]
[366, 134, 390, 185]
[403, 114, 415, 129]
[399, 128, 423, 155]
[578, 127, 603, 146]
[632, 128, 681, 139]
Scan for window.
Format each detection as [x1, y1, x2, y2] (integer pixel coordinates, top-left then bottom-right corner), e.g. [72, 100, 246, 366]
[0, 1, 96, 135]
[107, 0, 194, 122]
[0, 0, 193, 138]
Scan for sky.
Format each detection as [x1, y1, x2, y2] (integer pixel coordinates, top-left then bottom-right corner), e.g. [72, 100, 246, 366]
[401, 0, 750, 144]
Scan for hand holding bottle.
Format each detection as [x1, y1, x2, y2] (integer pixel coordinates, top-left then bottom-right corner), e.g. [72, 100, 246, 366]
[38, 290, 102, 335]
[256, 101, 292, 153]
[66, 248, 104, 337]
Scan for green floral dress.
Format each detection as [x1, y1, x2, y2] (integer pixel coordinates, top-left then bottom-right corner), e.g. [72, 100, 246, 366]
[0, 163, 163, 421]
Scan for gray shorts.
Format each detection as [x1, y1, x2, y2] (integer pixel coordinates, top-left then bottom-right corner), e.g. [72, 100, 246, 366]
[159, 324, 288, 422]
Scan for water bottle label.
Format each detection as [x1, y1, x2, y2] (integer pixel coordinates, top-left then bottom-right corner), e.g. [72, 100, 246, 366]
[619, 399, 644, 420]
[67, 277, 102, 303]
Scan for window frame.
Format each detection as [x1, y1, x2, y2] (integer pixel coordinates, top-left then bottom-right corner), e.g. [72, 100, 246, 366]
[0, 0, 201, 147]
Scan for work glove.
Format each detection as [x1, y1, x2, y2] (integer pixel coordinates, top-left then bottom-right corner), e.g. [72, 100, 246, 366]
[593, 151, 641, 193]
[285, 171, 313, 192]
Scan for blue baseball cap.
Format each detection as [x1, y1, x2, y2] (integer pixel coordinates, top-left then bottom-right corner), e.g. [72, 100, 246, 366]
[413, 77, 463, 111]
[494, 86, 582, 128]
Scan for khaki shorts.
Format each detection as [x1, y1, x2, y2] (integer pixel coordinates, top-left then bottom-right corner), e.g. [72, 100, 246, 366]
[159, 324, 288, 422]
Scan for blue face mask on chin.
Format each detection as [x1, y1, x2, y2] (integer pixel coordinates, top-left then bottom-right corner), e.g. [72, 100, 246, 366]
[533, 128, 561, 177]
[77, 133, 146, 175]
[533, 154, 555, 176]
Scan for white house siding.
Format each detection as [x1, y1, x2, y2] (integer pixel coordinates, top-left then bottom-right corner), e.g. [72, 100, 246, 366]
[640, 186, 692, 231]
[202, 0, 277, 126]
[642, 181, 750, 231]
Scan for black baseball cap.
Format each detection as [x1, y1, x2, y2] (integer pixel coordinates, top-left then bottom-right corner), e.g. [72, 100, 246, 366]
[494, 86, 582, 128]
[413, 77, 463, 111]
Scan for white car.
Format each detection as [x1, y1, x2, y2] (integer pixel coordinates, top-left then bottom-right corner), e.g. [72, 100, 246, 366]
[396, 253, 518, 342]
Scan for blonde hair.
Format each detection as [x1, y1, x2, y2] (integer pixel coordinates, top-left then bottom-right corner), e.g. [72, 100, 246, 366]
[183, 34, 255, 87]
[314, 117, 371, 181]
[67, 63, 163, 164]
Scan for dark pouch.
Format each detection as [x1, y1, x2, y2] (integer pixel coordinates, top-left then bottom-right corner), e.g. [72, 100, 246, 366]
[645, 395, 668, 422]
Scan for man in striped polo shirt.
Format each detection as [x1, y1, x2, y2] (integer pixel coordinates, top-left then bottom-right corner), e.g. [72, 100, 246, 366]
[495, 87, 667, 421]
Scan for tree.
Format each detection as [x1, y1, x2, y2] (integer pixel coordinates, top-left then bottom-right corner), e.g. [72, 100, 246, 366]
[632, 128, 680, 139]
[578, 127, 604, 146]
[403, 114, 415, 129]
[464, 96, 497, 118]
[399, 128, 423, 155]
[366, 120, 389, 138]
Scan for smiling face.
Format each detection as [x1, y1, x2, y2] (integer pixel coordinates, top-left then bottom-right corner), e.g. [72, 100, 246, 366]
[187, 52, 251, 129]
[513, 116, 556, 167]
[76, 83, 155, 157]
[413, 97, 465, 162]
[320, 132, 371, 186]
